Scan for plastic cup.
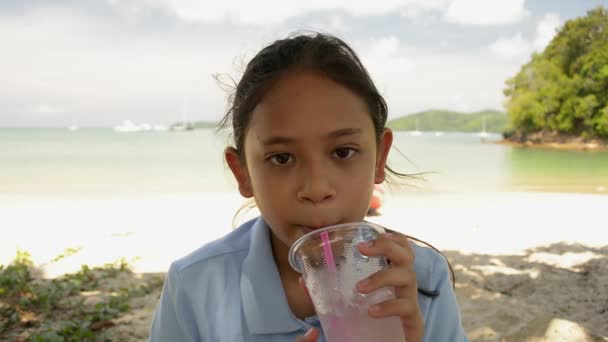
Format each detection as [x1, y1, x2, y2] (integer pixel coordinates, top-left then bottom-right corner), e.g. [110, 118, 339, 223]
[288, 222, 406, 342]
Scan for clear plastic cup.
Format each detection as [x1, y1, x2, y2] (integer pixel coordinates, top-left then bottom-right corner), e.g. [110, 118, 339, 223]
[288, 222, 406, 342]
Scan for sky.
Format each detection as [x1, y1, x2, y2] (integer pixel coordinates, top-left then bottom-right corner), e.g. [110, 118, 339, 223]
[1, 0, 607, 127]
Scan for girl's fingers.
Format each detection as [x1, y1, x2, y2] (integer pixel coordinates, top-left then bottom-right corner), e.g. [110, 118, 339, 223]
[356, 268, 415, 294]
[367, 297, 421, 319]
[358, 233, 414, 266]
[295, 328, 319, 342]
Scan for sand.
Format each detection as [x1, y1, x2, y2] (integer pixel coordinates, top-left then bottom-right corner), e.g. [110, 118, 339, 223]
[1, 191, 607, 341]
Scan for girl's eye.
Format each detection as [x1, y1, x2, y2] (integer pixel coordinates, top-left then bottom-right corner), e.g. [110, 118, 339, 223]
[269, 153, 293, 165]
[333, 147, 356, 159]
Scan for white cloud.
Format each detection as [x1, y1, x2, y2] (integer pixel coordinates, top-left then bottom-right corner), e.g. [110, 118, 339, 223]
[445, 0, 529, 26]
[373, 50, 515, 116]
[534, 13, 562, 52]
[160, 0, 529, 26]
[164, 0, 410, 24]
[400, 0, 450, 18]
[358, 36, 416, 75]
[488, 33, 533, 62]
[2, 0, 555, 127]
[0, 5, 246, 126]
[486, 13, 562, 64]
[28, 104, 67, 117]
[306, 14, 351, 33]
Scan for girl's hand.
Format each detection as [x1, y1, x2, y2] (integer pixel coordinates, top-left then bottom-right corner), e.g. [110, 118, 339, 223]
[357, 232, 425, 342]
[295, 328, 319, 342]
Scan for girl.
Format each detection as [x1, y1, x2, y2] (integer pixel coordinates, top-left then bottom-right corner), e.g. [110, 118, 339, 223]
[149, 32, 468, 342]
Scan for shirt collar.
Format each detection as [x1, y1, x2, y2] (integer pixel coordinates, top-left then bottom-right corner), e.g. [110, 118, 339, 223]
[240, 217, 303, 335]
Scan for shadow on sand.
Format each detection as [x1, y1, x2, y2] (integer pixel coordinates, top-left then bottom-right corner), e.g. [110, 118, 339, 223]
[447, 242, 608, 341]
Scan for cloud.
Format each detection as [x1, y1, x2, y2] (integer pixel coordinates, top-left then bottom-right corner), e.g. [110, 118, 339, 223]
[445, 0, 529, 26]
[0, 4, 251, 126]
[487, 13, 562, 63]
[149, 0, 529, 26]
[534, 13, 562, 52]
[1, 0, 565, 127]
[357, 36, 416, 75]
[25, 104, 67, 118]
[162, 0, 411, 24]
[488, 33, 533, 62]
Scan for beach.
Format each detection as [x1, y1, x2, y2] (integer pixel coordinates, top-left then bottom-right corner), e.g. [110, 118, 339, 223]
[2, 191, 607, 341]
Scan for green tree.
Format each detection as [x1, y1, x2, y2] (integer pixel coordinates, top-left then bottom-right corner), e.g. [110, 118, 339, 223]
[504, 6, 608, 139]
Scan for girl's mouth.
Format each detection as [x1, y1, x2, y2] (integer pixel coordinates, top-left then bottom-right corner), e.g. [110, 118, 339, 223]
[297, 223, 339, 233]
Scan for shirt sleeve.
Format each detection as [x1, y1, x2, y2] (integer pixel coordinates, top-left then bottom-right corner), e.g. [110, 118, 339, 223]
[148, 262, 196, 342]
[422, 253, 469, 342]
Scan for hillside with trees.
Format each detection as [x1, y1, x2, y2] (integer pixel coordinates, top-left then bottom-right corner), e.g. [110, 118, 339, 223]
[503, 6, 608, 147]
[388, 110, 508, 133]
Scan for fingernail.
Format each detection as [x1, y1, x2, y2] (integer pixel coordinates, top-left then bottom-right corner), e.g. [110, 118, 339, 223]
[369, 304, 381, 312]
[359, 241, 374, 248]
[358, 277, 371, 289]
[382, 232, 395, 239]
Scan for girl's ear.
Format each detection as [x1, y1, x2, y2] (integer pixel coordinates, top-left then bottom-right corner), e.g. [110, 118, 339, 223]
[225, 147, 254, 198]
[374, 128, 393, 184]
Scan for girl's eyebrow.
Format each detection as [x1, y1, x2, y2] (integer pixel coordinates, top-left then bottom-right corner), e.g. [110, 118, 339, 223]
[261, 128, 362, 146]
[327, 128, 362, 139]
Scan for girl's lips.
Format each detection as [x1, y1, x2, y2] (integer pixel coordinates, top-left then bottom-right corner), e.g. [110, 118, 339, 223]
[298, 223, 338, 233]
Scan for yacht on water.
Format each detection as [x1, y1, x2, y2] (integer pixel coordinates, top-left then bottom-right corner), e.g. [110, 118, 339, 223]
[409, 118, 423, 136]
[477, 116, 490, 139]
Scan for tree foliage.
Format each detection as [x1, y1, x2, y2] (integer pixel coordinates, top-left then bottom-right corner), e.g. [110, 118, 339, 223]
[504, 6, 608, 139]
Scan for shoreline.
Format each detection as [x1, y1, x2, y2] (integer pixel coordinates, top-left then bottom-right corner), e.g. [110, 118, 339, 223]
[496, 139, 608, 152]
[498, 131, 608, 152]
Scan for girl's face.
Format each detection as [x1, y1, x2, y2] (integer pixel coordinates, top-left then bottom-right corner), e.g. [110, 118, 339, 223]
[226, 71, 392, 258]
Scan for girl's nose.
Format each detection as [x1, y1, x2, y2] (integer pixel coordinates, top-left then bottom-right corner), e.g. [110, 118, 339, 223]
[297, 163, 336, 204]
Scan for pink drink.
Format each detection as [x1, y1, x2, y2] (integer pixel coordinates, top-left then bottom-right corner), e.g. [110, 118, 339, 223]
[319, 307, 406, 342]
[316, 287, 406, 342]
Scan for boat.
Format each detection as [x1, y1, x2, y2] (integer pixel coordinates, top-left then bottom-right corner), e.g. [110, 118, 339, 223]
[68, 120, 79, 131]
[477, 116, 490, 139]
[409, 118, 423, 136]
[114, 120, 142, 133]
[170, 100, 195, 132]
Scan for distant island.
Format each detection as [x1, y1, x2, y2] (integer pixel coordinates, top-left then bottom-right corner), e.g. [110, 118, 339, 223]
[502, 6, 608, 151]
[167, 121, 217, 131]
[388, 109, 508, 133]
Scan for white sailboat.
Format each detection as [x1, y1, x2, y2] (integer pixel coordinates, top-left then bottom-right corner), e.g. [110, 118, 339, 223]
[477, 116, 489, 139]
[114, 120, 142, 132]
[67, 120, 79, 131]
[409, 118, 423, 136]
[171, 101, 195, 131]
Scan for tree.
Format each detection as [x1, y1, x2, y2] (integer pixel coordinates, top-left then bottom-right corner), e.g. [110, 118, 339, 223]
[504, 6, 608, 139]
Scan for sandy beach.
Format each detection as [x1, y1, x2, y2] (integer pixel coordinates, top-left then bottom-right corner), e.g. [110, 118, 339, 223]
[1, 191, 607, 341]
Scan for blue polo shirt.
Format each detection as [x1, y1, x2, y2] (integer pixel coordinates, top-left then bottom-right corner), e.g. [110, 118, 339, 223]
[149, 218, 468, 341]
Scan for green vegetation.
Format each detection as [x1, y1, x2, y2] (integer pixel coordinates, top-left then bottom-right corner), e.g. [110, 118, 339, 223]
[192, 121, 218, 129]
[504, 6, 608, 140]
[169, 121, 217, 130]
[0, 250, 164, 341]
[387, 109, 508, 133]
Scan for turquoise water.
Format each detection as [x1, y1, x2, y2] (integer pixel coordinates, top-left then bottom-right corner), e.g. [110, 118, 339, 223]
[1, 128, 607, 196]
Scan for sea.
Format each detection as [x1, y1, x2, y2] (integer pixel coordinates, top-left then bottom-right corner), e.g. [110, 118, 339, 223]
[1, 128, 608, 196]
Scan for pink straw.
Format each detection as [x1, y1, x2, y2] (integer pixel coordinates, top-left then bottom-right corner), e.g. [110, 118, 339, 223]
[320, 231, 336, 274]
